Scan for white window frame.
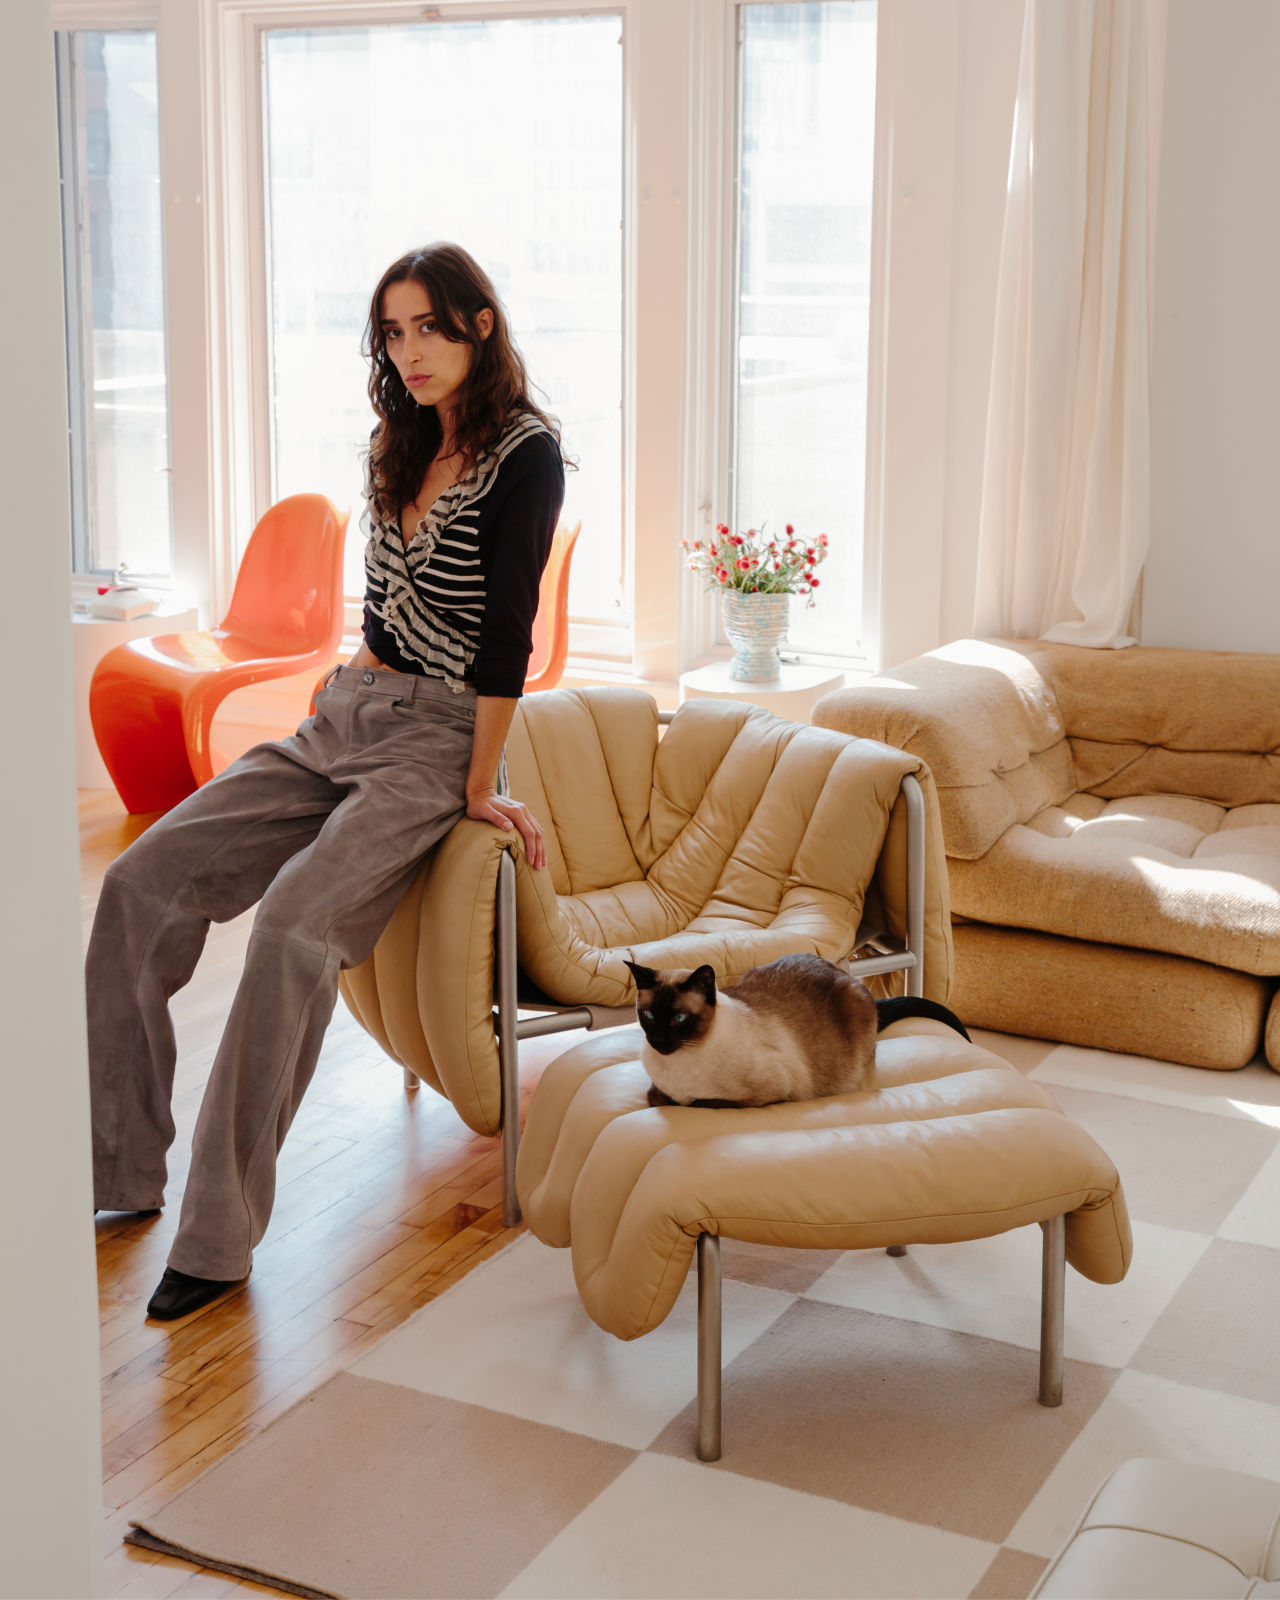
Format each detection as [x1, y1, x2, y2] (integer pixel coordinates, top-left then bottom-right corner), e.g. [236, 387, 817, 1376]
[54, 25, 96, 581]
[712, 0, 883, 677]
[236, 1, 634, 655]
[54, 2, 176, 597]
[52, 0, 888, 682]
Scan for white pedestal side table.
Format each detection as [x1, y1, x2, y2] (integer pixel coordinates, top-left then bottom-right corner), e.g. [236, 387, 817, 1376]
[678, 658, 847, 722]
[72, 604, 200, 788]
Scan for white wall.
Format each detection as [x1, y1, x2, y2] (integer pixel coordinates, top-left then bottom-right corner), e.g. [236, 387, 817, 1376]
[1142, 0, 1280, 652]
[879, 0, 1280, 665]
[0, 3, 105, 1594]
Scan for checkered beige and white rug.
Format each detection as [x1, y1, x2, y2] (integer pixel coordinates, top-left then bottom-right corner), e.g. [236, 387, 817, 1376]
[128, 1029, 1280, 1600]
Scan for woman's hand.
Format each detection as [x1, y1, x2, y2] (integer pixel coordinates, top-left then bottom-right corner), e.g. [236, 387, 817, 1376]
[466, 788, 546, 870]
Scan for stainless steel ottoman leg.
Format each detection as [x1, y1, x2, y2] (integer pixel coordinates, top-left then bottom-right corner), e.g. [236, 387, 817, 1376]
[697, 1232, 722, 1462]
[1040, 1214, 1066, 1407]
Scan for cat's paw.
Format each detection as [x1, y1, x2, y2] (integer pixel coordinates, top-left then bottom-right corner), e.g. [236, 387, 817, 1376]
[646, 1083, 677, 1108]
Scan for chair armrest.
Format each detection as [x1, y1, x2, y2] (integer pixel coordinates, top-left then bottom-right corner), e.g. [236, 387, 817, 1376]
[812, 639, 1076, 860]
[338, 810, 640, 1137]
[405, 815, 633, 1134]
[338, 867, 449, 1101]
[338, 819, 519, 1136]
[413, 818, 527, 1137]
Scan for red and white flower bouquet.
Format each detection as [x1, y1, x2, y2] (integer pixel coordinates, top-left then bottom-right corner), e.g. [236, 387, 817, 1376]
[681, 521, 830, 606]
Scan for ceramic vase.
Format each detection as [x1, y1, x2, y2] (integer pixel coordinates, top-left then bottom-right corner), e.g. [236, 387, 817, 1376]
[721, 590, 790, 682]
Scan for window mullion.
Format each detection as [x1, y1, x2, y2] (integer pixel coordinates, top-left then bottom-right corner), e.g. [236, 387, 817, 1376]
[56, 30, 96, 575]
[728, 0, 880, 674]
[677, 0, 737, 673]
[626, 0, 695, 685]
[227, 12, 274, 581]
[156, 0, 220, 620]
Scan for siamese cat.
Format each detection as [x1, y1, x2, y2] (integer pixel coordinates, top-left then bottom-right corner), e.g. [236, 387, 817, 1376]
[624, 953, 970, 1109]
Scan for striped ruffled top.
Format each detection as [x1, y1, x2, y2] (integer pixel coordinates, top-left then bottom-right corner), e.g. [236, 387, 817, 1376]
[361, 411, 566, 698]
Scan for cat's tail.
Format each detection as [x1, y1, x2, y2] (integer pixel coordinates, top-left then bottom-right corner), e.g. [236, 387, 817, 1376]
[874, 996, 971, 1041]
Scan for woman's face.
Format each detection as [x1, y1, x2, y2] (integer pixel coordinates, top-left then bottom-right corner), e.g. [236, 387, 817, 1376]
[379, 277, 492, 416]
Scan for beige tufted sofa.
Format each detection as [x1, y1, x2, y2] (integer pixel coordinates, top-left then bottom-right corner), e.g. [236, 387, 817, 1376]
[339, 687, 952, 1141]
[812, 639, 1280, 1071]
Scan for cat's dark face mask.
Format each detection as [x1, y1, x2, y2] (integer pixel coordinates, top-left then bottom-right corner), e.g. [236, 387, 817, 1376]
[624, 961, 716, 1055]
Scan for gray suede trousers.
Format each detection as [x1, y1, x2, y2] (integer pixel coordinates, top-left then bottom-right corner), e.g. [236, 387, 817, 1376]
[87, 664, 476, 1280]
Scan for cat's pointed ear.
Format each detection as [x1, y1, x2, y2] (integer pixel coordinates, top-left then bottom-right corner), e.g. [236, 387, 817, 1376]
[685, 964, 718, 1004]
[623, 959, 656, 990]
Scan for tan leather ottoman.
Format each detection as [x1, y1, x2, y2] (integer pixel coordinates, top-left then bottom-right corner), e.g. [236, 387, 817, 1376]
[516, 1016, 1132, 1460]
[1033, 1458, 1280, 1598]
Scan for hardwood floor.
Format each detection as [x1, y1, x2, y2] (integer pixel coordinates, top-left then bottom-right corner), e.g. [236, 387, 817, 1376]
[85, 788, 579, 1597]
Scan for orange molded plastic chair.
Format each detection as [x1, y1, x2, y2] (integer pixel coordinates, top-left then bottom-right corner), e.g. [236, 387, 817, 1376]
[91, 494, 349, 814]
[524, 518, 581, 693]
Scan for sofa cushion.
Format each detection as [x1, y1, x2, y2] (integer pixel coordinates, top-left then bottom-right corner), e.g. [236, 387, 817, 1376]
[951, 923, 1271, 1069]
[1043, 642, 1280, 806]
[812, 639, 1280, 855]
[949, 793, 1280, 975]
[812, 638, 1077, 860]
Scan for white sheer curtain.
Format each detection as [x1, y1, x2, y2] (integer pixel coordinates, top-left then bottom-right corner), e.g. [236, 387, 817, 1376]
[973, 0, 1158, 648]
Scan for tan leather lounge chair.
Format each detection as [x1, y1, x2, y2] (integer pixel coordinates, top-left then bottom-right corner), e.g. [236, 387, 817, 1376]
[337, 687, 953, 1221]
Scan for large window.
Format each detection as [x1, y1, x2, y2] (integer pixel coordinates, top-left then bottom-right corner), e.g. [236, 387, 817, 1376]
[56, 28, 171, 580]
[261, 15, 624, 620]
[50, 0, 885, 672]
[733, 1, 876, 659]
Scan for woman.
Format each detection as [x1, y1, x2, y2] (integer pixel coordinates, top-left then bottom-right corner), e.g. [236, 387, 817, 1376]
[87, 243, 569, 1321]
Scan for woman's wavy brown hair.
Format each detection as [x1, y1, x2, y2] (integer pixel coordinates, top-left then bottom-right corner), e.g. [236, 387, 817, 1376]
[361, 243, 576, 523]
